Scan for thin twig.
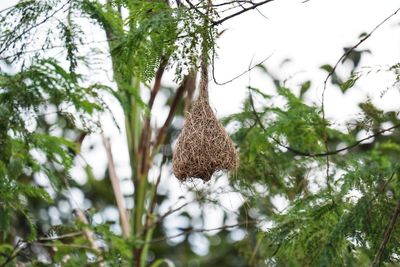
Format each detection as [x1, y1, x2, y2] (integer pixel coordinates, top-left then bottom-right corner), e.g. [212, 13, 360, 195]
[248, 90, 400, 157]
[37, 242, 97, 250]
[320, 6, 400, 192]
[254, 6, 269, 20]
[185, 0, 207, 17]
[73, 209, 104, 266]
[141, 193, 212, 235]
[209, 1, 258, 8]
[0, 241, 24, 267]
[184, 70, 197, 113]
[212, 53, 273, 85]
[38, 231, 83, 241]
[212, 0, 274, 25]
[0, 0, 72, 56]
[154, 72, 196, 147]
[322, 6, 400, 96]
[141, 156, 167, 235]
[73, 209, 100, 250]
[142, 202, 191, 234]
[149, 221, 259, 243]
[0, 4, 16, 14]
[0, 38, 115, 61]
[323, 128, 331, 193]
[321, 6, 400, 126]
[366, 172, 397, 215]
[249, 237, 263, 266]
[371, 200, 400, 267]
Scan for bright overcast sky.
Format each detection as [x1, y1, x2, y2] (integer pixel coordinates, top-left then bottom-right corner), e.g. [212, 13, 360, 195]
[213, 0, 400, 117]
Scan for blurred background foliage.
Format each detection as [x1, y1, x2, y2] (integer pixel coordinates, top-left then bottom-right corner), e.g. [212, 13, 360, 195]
[0, 0, 400, 266]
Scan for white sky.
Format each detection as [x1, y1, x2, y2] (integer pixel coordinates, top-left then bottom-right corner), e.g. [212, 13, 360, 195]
[213, 0, 400, 117]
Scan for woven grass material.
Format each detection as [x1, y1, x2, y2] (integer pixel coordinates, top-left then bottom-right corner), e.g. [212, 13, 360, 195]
[172, 65, 238, 182]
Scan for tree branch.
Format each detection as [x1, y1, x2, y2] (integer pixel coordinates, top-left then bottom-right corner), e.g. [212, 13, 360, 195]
[322, 6, 400, 96]
[318, 6, 400, 195]
[139, 59, 168, 175]
[73, 209, 104, 266]
[248, 90, 400, 157]
[185, 0, 207, 17]
[0, 38, 116, 61]
[207, 1, 259, 8]
[212, 0, 275, 26]
[184, 70, 197, 113]
[154, 71, 196, 148]
[141, 156, 167, 235]
[0, 241, 24, 267]
[37, 242, 97, 251]
[372, 200, 400, 267]
[73, 209, 101, 252]
[149, 221, 259, 243]
[102, 134, 131, 238]
[320, 5, 400, 159]
[148, 59, 168, 110]
[141, 202, 191, 234]
[212, 53, 273, 85]
[38, 231, 83, 241]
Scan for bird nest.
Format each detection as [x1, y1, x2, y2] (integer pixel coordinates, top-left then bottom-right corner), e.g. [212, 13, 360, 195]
[172, 65, 238, 182]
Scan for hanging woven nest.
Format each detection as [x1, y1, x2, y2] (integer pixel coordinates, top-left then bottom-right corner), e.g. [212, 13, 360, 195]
[172, 62, 238, 182]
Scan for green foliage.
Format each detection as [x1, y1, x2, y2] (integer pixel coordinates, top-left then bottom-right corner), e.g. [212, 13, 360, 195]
[82, 0, 217, 83]
[0, 0, 222, 265]
[227, 59, 400, 266]
[2, 0, 400, 266]
[0, 0, 56, 56]
[0, 58, 105, 242]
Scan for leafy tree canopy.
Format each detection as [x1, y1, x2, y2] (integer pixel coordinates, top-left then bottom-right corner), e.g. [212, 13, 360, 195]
[0, 1, 400, 267]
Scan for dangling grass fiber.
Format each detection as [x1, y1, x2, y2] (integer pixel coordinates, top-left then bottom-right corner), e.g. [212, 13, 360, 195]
[172, 61, 238, 182]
